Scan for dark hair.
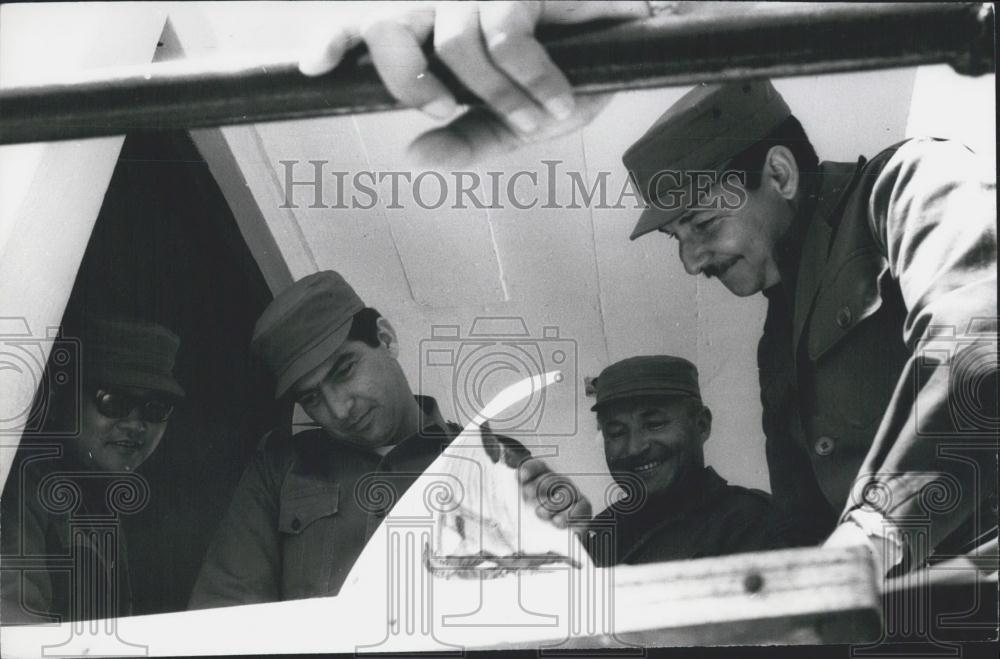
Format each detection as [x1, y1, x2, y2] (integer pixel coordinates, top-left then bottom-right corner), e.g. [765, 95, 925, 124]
[347, 307, 383, 347]
[725, 115, 819, 190]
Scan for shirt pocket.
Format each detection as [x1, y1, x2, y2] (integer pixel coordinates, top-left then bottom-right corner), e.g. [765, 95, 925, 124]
[278, 478, 340, 599]
[278, 482, 340, 535]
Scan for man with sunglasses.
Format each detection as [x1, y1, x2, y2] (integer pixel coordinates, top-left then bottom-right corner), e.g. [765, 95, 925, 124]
[189, 270, 583, 608]
[1, 314, 184, 623]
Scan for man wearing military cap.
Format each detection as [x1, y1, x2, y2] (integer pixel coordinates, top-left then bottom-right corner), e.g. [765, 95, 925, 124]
[2, 314, 185, 623]
[189, 270, 564, 608]
[623, 79, 997, 574]
[582, 356, 775, 566]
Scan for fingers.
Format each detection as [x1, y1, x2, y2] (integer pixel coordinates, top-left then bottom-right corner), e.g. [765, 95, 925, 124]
[406, 94, 612, 167]
[518, 458, 591, 529]
[478, 1, 575, 121]
[538, 497, 592, 529]
[480, 421, 501, 464]
[517, 456, 550, 485]
[361, 11, 458, 119]
[302, 2, 618, 165]
[434, 2, 548, 135]
[299, 25, 358, 77]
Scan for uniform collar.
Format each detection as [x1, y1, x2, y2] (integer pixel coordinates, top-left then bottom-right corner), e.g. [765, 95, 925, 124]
[790, 158, 866, 355]
[377, 395, 456, 465]
[770, 159, 861, 298]
[602, 465, 729, 523]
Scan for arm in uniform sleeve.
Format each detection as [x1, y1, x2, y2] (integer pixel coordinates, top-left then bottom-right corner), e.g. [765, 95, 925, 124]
[843, 138, 998, 568]
[187, 444, 284, 609]
[1, 477, 56, 623]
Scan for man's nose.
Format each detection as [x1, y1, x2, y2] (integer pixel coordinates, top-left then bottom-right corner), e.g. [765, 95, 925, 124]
[679, 236, 710, 276]
[321, 385, 353, 421]
[117, 409, 147, 434]
[626, 431, 651, 457]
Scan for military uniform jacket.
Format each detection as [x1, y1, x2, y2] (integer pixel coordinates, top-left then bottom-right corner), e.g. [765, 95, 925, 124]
[759, 138, 998, 563]
[1, 445, 135, 623]
[584, 467, 776, 567]
[188, 396, 458, 609]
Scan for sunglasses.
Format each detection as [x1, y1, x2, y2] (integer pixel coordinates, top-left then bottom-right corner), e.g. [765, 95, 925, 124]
[93, 388, 176, 423]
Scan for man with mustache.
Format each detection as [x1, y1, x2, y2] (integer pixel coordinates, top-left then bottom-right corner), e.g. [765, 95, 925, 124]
[582, 356, 774, 566]
[2, 314, 185, 623]
[189, 270, 574, 608]
[621, 80, 997, 573]
[304, 1, 997, 576]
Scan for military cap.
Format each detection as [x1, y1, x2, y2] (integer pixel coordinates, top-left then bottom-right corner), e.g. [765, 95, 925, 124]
[251, 270, 366, 398]
[623, 79, 791, 241]
[78, 315, 185, 397]
[591, 355, 700, 412]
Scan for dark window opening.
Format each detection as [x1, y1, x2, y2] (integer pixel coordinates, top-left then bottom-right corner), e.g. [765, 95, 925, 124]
[59, 131, 288, 615]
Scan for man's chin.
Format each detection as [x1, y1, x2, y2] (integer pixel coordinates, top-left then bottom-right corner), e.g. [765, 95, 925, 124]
[613, 462, 676, 500]
[329, 425, 394, 450]
[720, 275, 761, 297]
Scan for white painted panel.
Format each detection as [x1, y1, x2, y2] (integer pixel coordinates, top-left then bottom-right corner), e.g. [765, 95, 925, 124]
[0, 4, 167, 490]
[351, 111, 507, 307]
[774, 69, 918, 161]
[906, 65, 996, 162]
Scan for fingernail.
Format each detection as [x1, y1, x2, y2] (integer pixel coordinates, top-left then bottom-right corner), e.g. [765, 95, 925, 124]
[299, 42, 340, 77]
[508, 109, 539, 134]
[421, 97, 458, 120]
[299, 58, 320, 76]
[544, 95, 574, 121]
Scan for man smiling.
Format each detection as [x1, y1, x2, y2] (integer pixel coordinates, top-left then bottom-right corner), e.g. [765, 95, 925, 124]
[623, 79, 997, 572]
[2, 314, 184, 623]
[584, 356, 774, 567]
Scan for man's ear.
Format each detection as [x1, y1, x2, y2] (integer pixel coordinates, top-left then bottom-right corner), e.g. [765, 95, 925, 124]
[696, 404, 713, 445]
[375, 316, 400, 358]
[763, 145, 799, 201]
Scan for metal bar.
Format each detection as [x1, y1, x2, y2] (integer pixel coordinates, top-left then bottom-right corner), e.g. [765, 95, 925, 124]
[0, 2, 994, 145]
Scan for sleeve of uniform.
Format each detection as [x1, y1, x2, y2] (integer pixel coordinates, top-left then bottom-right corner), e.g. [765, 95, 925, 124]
[848, 138, 998, 566]
[187, 445, 284, 609]
[1, 475, 55, 623]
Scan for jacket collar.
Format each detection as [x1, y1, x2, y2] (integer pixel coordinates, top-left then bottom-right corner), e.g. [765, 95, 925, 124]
[790, 158, 866, 356]
[602, 465, 729, 523]
[376, 395, 456, 465]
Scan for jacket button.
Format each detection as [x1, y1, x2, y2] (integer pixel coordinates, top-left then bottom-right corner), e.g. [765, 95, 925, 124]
[836, 306, 853, 329]
[291, 517, 301, 531]
[814, 436, 836, 456]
